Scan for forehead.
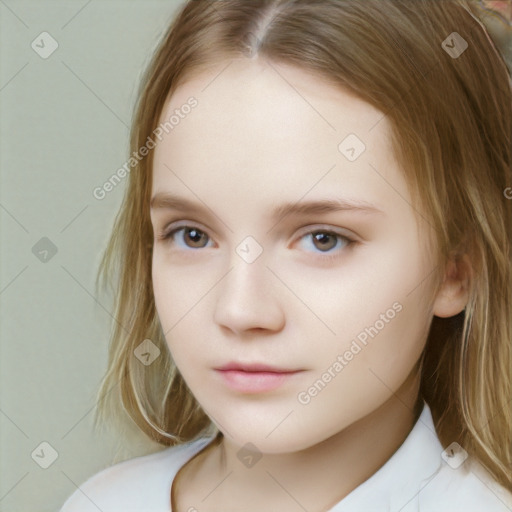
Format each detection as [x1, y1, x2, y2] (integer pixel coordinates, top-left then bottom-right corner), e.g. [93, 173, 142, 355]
[151, 57, 407, 216]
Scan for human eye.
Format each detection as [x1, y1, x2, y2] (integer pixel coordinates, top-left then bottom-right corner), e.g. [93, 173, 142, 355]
[156, 222, 214, 250]
[154, 221, 357, 261]
[295, 225, 356, 262]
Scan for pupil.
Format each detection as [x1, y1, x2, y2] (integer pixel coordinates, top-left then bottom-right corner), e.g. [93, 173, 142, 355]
[187, 228, 205, 246]
[314, 232, 335, 251]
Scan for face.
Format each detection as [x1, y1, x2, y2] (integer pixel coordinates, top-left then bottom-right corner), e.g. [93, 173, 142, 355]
[150, 57, 440, 453]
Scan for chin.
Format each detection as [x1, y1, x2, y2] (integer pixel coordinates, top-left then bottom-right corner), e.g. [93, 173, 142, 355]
[210, 410, 335, 454]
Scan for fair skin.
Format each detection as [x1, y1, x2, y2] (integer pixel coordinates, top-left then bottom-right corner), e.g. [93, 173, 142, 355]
[150, 57, 469, 512]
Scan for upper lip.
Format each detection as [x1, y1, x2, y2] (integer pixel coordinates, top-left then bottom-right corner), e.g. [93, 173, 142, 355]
[215, 362, 302, 373]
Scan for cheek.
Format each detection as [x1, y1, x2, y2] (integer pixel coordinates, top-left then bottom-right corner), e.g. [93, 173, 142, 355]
[328, 248, 434, 392]
[275, 235, 433, 339]
[151, 258, 218, 372]
[151, 256, 215, 333]
[152, 263, 189, 357]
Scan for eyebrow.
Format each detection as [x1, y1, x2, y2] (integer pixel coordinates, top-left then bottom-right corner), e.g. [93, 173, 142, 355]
[150, 192, 384, 221]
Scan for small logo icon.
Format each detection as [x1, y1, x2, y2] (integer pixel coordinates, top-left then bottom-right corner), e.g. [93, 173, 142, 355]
[31, 32, 59, 59]
[134, 338, 161, 366]
[32, 237, 58, 263]
[236, 236, 263, 264]
[237, 442, 262, 468]
[338, 133, 366, 161]
[31, 441, 59, 469]
[442, 32, 468, 59]
[441, 441, 468, 469]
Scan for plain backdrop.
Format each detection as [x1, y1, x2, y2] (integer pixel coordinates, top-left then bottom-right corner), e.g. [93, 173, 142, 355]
[0, 1, 186, 511]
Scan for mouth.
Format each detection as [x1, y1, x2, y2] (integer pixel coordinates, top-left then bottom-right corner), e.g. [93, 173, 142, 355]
[214, 362, 305, 393]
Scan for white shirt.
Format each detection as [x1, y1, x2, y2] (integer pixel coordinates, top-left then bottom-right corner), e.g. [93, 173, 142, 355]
[60, 402, 512, 511]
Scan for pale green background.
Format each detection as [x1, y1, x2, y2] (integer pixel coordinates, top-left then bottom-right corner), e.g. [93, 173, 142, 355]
[0, 1, 185, 511]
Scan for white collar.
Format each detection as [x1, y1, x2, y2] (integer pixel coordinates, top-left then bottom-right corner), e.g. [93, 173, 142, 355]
[328, 401, 443, 511]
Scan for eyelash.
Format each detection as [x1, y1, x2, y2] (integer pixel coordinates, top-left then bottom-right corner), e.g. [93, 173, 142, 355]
[156, 222, 356, 262]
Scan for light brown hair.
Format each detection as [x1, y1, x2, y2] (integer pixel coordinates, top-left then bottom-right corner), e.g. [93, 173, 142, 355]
[94, 0, 512, 489]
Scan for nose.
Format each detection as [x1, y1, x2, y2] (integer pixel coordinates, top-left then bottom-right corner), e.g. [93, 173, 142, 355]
[213, 256, 286, 336]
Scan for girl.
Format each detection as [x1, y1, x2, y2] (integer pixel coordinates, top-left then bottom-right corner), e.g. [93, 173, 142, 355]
[61, 0, 512, 510]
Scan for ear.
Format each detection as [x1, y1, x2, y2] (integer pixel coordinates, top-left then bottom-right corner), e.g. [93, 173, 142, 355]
[432, 253, 472, 318]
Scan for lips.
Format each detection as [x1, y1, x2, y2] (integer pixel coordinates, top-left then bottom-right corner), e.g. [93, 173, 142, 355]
[214, 362, 305, 393]
[215, 362, 301, 373]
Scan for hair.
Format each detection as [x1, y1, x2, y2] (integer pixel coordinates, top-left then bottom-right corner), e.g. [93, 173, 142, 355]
[93, 0, 512, 489]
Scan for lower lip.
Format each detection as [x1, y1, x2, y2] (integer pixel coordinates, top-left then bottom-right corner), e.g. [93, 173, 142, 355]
[215, 369, 302, 393]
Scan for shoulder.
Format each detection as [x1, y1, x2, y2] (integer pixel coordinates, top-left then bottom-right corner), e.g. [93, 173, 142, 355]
[359, 402, 512, 512]
[420, 458, 512, 511]
[59, 436, 214, 512]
